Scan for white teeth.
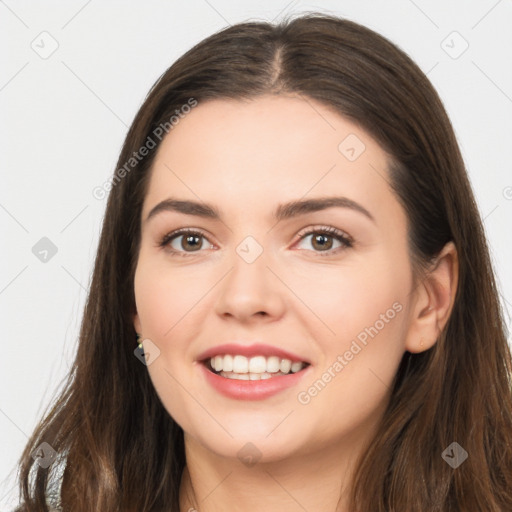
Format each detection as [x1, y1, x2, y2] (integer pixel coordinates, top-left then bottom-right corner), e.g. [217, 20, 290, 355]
[266, 356, 280, 373]
[290, 361, 303, 373]
[233, 355, 249, 373]
[280, 359, 292, 374]
[214, 355, 223, 372]
[220, 371, 284, 380]
[208, 354, 308, 375]
[223, 354, 233, 371]
[249, 356, 267, 373]
[211, 355, 234, 371]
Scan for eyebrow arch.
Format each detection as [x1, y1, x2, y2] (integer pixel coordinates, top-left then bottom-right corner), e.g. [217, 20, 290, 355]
[144, 196, 375, 224]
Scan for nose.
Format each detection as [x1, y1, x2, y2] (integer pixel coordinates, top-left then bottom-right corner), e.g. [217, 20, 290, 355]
[214, 244, 286, 324]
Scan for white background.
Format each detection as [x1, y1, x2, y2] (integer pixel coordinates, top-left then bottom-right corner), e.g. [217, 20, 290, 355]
[1, 0, 511, 508]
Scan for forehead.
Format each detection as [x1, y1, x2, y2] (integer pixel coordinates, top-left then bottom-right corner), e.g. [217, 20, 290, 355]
[143, 94, 398, 224]
[154, 94, 388, 166]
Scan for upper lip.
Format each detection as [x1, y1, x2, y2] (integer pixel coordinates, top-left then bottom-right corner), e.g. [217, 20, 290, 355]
[196, 343, 311, 364]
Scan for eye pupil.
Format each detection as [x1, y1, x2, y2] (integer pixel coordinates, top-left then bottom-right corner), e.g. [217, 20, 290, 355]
[166, 228, 348, 257]
[312, 234, 333, 251]
[183, 234, 202, 251]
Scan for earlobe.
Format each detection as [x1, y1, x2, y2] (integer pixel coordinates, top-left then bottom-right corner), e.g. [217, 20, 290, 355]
[133, 312, 142, 336]
[405, 241, 459, 354]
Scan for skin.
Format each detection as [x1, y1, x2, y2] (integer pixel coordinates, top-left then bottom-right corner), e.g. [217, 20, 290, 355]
[132, 94, 458, 512]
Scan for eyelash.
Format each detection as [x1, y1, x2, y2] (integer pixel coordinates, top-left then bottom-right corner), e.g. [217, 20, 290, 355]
[158, 225, 354, 258]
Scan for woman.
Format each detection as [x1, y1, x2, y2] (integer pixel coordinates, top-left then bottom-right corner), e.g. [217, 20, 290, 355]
[14, 12, 512, 512]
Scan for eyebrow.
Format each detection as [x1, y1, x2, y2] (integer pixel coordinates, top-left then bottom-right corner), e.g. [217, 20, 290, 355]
[145, 196, 375, 225]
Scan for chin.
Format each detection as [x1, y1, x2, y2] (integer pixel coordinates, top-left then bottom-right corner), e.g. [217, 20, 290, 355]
[184, 418, 309, 463]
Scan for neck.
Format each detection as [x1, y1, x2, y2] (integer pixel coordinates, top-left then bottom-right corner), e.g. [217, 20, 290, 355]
[179, 435, 367, 512]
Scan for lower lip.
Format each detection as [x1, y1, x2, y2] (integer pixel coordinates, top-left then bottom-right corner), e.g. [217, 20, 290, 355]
[199, 362, 311, 400]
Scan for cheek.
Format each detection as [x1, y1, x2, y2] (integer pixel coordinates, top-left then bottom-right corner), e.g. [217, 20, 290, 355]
[292, 254, 410, 402]
[291, 256, 408, 341]
[134, 254, 209, 339]
[133, 260, 200, 430]
[296, 258, 409, 420]
[293, 290, 407, 448]
[133, 256, 216, 423]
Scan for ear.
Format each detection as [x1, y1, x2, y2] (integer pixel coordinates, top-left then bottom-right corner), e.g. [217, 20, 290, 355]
[405, 241, 459, 353]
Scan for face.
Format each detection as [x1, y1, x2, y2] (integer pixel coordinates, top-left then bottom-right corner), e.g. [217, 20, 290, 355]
[133, 94, 416, 463]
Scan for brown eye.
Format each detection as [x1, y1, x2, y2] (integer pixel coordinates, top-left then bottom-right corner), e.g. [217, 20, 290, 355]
[159, 229, 214, 256]
[310, 233, 334, 251]
[295, 226, 353, 256]
[178, 233, 203, 252]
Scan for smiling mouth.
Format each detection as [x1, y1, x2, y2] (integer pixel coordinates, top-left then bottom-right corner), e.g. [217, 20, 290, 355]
[203, 354, 310, 381]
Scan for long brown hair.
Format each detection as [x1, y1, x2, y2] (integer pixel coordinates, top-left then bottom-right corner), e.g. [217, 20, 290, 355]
[14, 12, 512, 512]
